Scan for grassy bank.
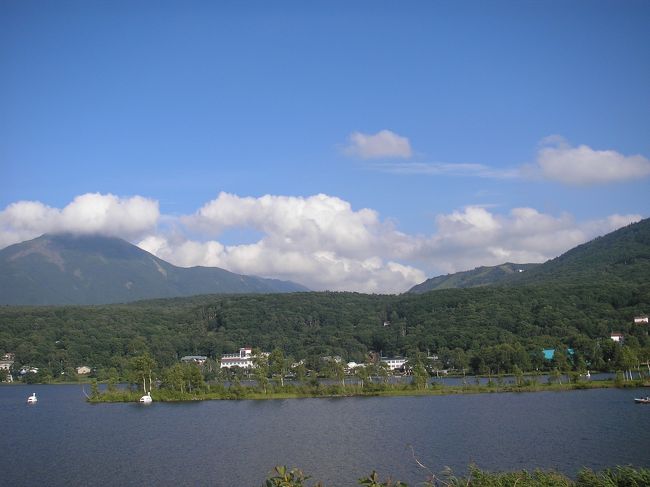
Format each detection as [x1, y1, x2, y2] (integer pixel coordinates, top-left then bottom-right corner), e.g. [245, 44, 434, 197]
[265, 464, 650, 487]
[87, 377, 648, 403]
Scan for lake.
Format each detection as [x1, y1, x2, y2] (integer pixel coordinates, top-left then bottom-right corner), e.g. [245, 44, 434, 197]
[1, 384, 649, 486]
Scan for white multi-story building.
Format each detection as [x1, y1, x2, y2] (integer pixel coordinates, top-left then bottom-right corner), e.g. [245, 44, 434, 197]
[220, 347, 254, 369]
[0, 352, 14, 372]
[380, 357, 407, 371]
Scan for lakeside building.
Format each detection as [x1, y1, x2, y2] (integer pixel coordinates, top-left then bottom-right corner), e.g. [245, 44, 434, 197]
[76, 366, 91, 375]
[634, 316, 648, 324]
[0, 353, 14, 371]
[220, 347, 254, 369]
[1, 353, 14, 382]
[381, 357, 407, 371]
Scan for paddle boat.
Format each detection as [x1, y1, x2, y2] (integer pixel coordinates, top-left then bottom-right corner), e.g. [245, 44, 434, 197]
[139, 392, 152, 404]
[634, 397, 650, 404]
[26, 393, 37, 404]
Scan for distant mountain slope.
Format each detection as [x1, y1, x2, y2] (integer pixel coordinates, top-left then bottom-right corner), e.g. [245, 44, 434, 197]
[408, 217, 650, 294]
[408, 263, 540, 294]
[511, 217, 650, 286]
[0, 234, 308, 305]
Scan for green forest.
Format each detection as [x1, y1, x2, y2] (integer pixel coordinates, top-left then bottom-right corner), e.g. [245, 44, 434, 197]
[1, 280, 649, 383]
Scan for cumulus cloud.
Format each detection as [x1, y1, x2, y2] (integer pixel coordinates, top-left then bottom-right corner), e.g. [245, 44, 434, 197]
[184, 192, 420, 258]
[139, 232, 425, 294]
[0, 193, 159, 248]
[143, 193, 640, 292]
[0, 191, 642, 293]
[343, 130, 412, 159]
[533, 136, 650, 185]
[170, 192, 424, 293]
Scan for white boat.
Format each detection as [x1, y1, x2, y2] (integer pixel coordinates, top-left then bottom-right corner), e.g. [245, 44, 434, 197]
[26, 393, 37, 404]
[139, 392, 152, 404]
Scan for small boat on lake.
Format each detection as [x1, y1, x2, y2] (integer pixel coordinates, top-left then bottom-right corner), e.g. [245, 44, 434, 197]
[634, 397, 650, 404]
[139, 392, 152, 404]
[26, 393, 37, 404]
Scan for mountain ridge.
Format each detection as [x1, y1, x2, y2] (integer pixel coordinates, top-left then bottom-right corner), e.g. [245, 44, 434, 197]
[0, 233, 308, 305]
[408, 217, 650, 293]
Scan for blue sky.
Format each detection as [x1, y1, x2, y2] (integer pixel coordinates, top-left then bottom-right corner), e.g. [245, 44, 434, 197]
[1, 1, 649, 292]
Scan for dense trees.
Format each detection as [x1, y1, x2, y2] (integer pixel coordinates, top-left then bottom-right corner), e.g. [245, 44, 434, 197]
[1, 279, 649, 382]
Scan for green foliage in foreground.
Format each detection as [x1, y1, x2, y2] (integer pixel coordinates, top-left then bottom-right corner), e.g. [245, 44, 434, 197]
[264, 465, 650, 487]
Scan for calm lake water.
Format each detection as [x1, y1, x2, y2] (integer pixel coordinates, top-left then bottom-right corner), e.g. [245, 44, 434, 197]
[1, 384, 649, 486]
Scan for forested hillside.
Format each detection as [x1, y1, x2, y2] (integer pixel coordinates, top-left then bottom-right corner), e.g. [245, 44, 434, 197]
[1, 280, 648, 380]
[1, 219, 649, 381]
[512, 217, 650, 286]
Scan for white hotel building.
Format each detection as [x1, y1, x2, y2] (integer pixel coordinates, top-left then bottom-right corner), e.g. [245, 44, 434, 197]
[220, 347, 254, 369]
[381, 357, 407, 371]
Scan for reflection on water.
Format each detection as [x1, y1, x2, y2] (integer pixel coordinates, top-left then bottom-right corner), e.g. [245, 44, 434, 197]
[0, 384, 648, 486]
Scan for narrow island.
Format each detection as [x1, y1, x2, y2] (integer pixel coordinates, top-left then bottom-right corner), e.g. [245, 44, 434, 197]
[86, 350, 650, 403]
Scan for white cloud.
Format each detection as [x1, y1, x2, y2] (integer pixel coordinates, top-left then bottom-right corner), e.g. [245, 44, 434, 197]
[183, 192, 415, 259]
[1, 191, 642, 293]
[534, 136, 650, 185]
[0, 193, 159, 248]
[172, 192, 424, 293]
[344, 130, 412, 159]
[141, 232, 425, 294]
[145, 193, 640, 292]
[361, 134, 650, 186]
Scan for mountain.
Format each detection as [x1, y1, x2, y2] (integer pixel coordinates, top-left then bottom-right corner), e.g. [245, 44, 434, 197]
[408, 217, 650, 293]
[407, 262, 540, 294]
[510, 217, 650, 286]
[0, 233, 308, 305]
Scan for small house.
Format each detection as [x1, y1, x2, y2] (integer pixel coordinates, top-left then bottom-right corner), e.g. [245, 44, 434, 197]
[76, 366, 91, 375]
[610, 332, 624, 343]
[634, 316, 649, 324]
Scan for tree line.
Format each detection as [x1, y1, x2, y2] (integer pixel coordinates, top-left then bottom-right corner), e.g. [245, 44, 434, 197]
[1, 279, 649, 383]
